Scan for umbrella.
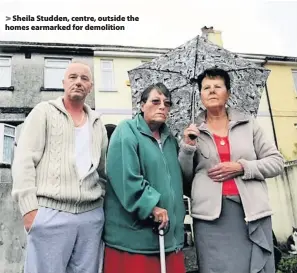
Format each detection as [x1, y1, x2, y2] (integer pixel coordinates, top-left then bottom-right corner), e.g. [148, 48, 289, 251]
[128, 35, 270, 138]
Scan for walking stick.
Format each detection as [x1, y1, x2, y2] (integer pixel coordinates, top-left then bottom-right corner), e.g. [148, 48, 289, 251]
[150, 215, 170, 273]
[159, 228, 166, 273]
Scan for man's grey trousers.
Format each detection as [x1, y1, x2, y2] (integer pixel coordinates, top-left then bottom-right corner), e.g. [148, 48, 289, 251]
[24, 207, 104, 273]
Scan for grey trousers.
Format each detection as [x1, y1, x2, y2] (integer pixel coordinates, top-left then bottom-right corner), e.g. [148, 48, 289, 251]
[24, 206, 105, 273]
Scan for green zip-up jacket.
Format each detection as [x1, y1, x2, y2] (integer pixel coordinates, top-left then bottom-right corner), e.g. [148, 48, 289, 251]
[103, 114, 185, 254]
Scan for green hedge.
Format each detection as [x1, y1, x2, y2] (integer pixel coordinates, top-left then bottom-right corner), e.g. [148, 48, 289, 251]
[278, 255, 297, 273]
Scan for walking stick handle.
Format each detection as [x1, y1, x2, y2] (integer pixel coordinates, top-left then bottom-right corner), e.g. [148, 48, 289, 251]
[148, 215, 169, 273]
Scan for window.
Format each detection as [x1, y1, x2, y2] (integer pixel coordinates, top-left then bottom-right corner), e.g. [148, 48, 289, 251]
[293, 70, 297, 94]
[44, 58, 71, 89]
[0, 57, 12, 87]
[0, 123, 15, 164]
[99, 60, 116, 91]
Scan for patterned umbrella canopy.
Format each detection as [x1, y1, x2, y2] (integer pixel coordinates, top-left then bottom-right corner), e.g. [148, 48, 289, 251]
[128, 35, 270, 137]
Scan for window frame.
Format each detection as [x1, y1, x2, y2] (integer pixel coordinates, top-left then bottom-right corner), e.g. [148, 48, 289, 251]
[0, 123, 16, 164]
[0, 57, 12, 88]
[292, 69, 297, 95]
[43, 58, 71, 90]
[98, 59, 117, 92]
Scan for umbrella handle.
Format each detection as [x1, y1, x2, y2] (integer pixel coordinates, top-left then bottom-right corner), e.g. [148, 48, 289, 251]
[191, 84, 196, 124]
[189, 85, 198, 140]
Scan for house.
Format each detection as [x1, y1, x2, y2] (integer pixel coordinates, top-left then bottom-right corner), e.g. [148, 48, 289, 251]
[264, 56, 297, 161]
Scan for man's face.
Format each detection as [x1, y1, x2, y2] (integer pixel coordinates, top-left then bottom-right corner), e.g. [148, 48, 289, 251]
[63, 63, 93, 102]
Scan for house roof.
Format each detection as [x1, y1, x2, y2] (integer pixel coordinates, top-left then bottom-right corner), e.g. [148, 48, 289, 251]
[0, 41, 170, 56]
[234, 52, 297, 63]
[0, 40, 296, 63]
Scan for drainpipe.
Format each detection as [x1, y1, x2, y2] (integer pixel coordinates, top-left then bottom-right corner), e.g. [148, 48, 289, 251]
[261, 59, 279, 149]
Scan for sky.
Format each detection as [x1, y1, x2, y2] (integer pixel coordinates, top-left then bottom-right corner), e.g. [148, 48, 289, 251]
[0, 0, 297, 57]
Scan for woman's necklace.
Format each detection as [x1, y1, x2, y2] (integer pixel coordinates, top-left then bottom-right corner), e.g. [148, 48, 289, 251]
[207, 116, 229, 146]
[219, 137, 226, 146]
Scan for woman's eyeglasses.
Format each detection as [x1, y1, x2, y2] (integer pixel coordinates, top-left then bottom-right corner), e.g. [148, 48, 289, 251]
[150, 99, 172, 107]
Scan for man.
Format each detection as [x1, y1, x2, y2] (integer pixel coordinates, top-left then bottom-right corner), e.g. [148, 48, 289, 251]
[12, 62, 108, 273]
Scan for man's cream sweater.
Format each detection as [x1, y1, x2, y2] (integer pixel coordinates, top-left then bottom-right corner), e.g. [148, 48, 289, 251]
[12, 97, 108, 216]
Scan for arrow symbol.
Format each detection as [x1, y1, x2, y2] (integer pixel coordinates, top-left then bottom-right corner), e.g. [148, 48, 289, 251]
[6, 16, 11, 21]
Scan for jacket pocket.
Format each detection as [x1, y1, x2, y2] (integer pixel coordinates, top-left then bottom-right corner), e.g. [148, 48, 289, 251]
[198, 137, 210, 159]
[190, 172, 222, 218]
[238, 178, 271, 220]
[109, 218, 143, 231]
[106, 203, 143, 231]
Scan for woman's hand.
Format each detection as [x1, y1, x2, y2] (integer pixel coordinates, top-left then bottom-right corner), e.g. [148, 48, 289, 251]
[208, 162, 244, 182]
[152, 207, 169, 230]
[183, 124, 200, 146]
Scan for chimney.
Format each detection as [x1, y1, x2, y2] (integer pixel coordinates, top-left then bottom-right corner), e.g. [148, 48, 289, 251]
[201, 26, 223, 47]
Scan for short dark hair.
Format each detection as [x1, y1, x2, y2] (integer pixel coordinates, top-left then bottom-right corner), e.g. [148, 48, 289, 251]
[197, 68, 231, 92]
[140, 82, 171, 103]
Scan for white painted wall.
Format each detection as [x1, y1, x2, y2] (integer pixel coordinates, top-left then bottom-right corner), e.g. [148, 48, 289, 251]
[268, 164, 297, 241]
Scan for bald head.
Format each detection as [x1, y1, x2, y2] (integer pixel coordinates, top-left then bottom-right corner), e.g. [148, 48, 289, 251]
[64, 62, 93, 81]
[62, 62, 93, 103]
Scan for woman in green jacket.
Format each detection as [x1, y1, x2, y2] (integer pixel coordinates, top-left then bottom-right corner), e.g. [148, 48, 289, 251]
[103, 83, 186, 273]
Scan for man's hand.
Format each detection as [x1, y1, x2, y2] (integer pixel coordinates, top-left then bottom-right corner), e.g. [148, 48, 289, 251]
[23, 210, 38, 232]
[183, 124, 200, 146]
[208, 162, 244, 182]
[152, 207, 169, 230]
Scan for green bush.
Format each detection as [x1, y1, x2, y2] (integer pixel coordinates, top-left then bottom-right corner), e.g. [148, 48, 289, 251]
[278, 255, 297, 273]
